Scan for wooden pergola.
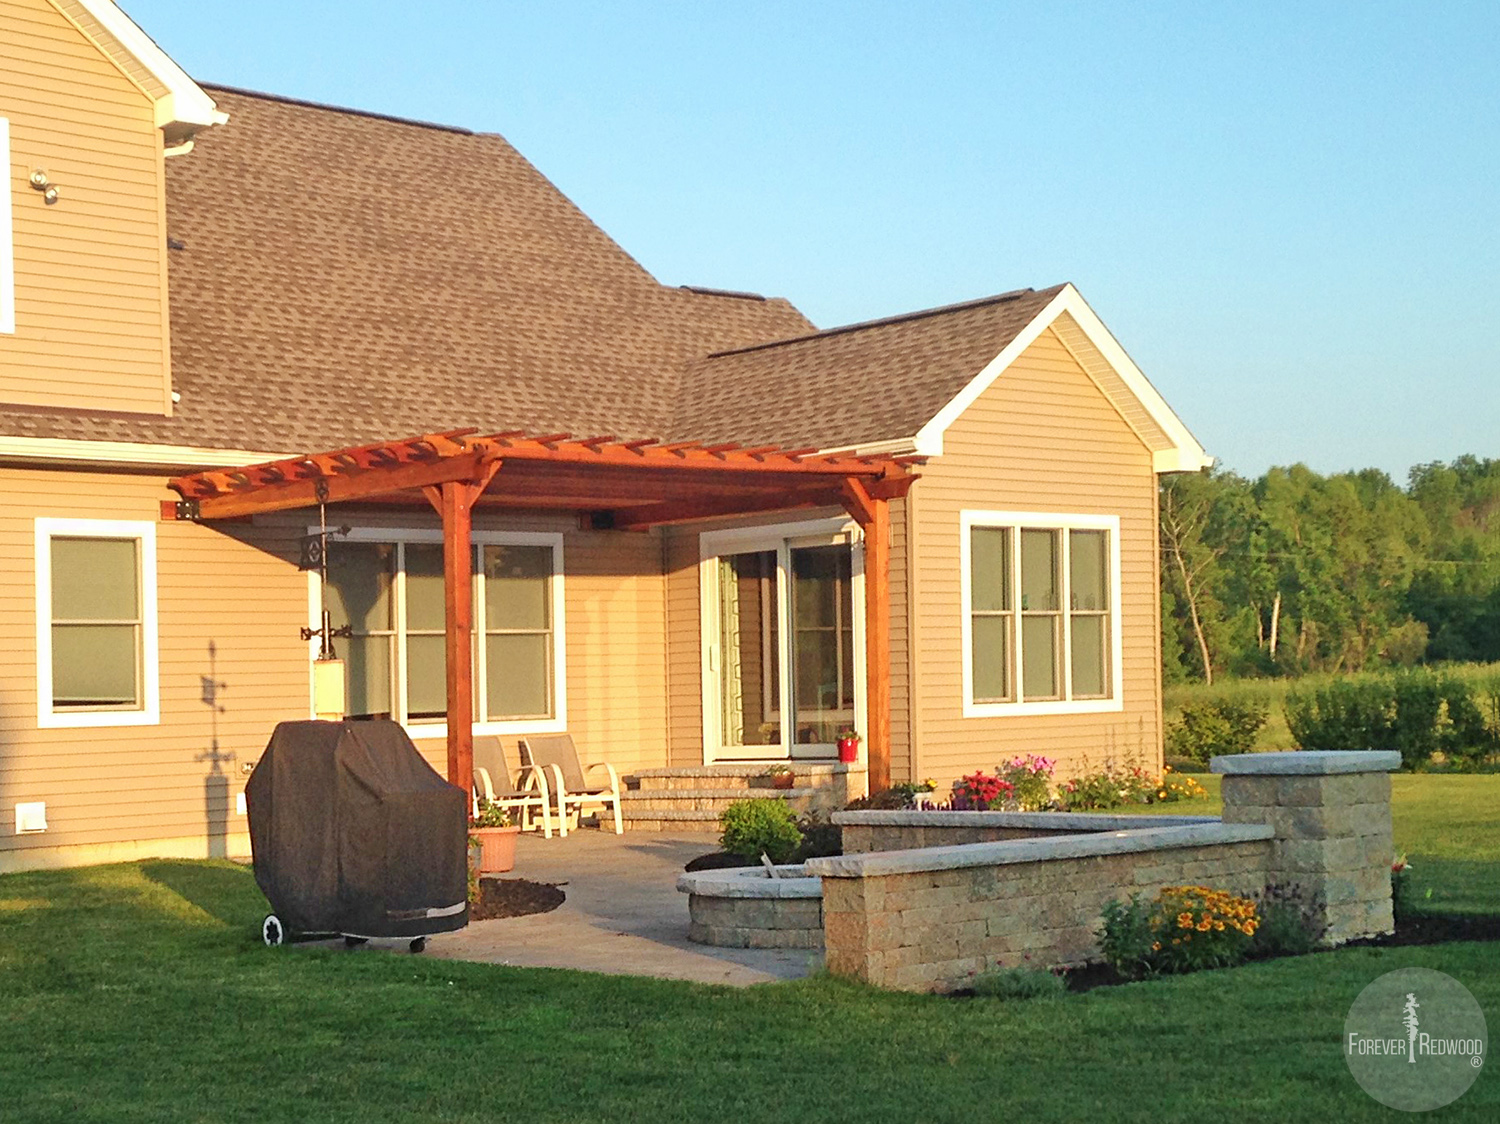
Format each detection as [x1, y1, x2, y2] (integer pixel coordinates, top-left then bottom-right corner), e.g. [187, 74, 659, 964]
[167, 430, 918, 800]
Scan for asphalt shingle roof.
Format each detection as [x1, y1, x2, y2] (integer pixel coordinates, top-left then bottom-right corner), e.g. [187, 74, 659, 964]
[0, 87, 1063, 460]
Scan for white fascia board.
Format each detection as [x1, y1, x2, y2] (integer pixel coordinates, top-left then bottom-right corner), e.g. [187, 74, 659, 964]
[68, 0, 224, 131]
[912, 284, 1213, 472]
[816, 436, 921, 458]
[0, 435, 292, 471]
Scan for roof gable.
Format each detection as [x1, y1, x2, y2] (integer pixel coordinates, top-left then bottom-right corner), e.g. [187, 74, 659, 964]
[50, 0, 223, 146]
[912, 284, 1210, 472]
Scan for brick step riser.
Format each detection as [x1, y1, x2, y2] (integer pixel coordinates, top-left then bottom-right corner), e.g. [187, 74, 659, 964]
[622, 794, 818, 814]
[634, 776, 846, 793]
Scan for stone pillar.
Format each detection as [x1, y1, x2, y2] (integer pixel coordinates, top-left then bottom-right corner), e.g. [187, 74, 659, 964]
[1212, 750, 1400, 945]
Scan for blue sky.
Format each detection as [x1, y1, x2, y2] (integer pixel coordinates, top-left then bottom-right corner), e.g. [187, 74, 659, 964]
[129, 1, 1498, 480]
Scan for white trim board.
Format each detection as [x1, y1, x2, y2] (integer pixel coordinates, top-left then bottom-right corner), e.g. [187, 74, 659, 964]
[0, 436, 294, 471]
[906, 284, 1212, 472]
[34, 517, 160, 729]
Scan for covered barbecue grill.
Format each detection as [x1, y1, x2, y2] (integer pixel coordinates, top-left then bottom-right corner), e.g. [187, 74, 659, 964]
[246, 719, 469, 951]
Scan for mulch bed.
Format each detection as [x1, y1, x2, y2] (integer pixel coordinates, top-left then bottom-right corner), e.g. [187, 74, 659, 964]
[684, 852, 757, 872]
[469, 877, 565, 921]
[975, 912, 1500, 996]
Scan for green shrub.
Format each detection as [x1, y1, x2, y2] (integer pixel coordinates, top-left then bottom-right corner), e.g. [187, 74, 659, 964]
[972, 965, 1067, 1000]
[844, 787, 919, 811]
[1285, 668, 1500, 769]
[719, 799, 803, 863]
[1248, 883, 1323, 958]
[1057, 762, 1154, 810]
[1099, 885, 1258, 980]
[794, 813, 842, 860]
[1164, 697, 1269, 763]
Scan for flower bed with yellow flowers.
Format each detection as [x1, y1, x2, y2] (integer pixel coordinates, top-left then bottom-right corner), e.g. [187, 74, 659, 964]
[1099, 885, 1260, 979]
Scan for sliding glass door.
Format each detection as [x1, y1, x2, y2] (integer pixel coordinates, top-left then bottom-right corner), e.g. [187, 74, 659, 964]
[705, 527, 860, 761]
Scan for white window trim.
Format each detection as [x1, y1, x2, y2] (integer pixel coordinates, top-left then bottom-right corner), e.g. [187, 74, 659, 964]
[698, 516, 867, 765]
[308, 527, 566, 739]
[1, 117, 15, 335]
[34, 517, 160, 728]
[960, 510, 1124, 717]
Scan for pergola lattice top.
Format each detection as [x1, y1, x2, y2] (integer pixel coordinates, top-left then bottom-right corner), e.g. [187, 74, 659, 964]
[168, 428, 920, 527]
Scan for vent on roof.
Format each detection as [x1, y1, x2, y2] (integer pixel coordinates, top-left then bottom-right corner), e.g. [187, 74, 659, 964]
[679, 285, 767, 302]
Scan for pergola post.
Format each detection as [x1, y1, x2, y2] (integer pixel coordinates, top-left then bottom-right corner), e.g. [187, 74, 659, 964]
[862, 498, 892, 792]
[842, 478, 892, 792]
[439, 479, 475, 809]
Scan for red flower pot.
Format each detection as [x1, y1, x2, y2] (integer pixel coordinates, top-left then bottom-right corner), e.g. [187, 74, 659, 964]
[837, 736, 860, 763]
[770, 772, 795, 789]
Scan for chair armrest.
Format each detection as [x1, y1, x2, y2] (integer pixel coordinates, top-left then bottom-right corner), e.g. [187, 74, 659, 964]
[517, 763, 552, 801]
[583, 761, 620, 792]
[544, 762, 567, 796]
[473, 766, 496, 804]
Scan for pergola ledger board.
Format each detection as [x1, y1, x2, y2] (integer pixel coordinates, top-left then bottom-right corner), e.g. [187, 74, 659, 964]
[159, 430, 917, 805]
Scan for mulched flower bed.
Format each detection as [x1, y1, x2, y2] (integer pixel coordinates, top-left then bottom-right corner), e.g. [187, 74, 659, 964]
[469, 877, 565, 921]
[954, 912, 1500, 997]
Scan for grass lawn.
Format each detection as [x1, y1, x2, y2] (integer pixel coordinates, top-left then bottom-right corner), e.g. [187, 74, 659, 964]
[2, 860, 1499, 1123]
[4, 773, 1498, 1123]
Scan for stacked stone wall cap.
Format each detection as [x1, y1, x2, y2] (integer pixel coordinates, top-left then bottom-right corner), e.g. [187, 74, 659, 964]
[1211, 750, 1401, 775]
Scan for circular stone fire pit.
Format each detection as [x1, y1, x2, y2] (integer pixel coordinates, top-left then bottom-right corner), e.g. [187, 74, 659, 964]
[676, 865, 823, 949]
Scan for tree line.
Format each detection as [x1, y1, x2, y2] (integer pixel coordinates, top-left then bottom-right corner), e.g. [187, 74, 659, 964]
[1160, 456, 1500, 684]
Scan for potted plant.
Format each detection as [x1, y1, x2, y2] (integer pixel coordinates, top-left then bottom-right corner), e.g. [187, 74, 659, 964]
[836, 727, 861, 764]
[472, 800, 521, 874]
[763, 763, 796, 789]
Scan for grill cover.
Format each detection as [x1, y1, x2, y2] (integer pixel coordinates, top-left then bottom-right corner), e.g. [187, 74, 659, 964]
[247, 720, 469, 939]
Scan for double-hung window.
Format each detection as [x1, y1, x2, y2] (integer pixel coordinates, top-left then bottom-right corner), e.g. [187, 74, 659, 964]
[35, 518, 159, 727]
[962, 511, 1121, 716]
[321, 531, 565, 733]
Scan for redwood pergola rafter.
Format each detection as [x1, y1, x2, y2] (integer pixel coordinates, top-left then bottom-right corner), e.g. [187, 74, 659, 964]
[165, 429, 919, 801]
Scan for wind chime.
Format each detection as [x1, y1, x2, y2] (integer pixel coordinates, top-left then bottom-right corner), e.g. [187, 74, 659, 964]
[298, 480, 353, 721]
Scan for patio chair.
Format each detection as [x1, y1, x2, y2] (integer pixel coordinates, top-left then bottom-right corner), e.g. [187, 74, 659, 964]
[519, 733, 623, 837]
[473, 736, 554, 838]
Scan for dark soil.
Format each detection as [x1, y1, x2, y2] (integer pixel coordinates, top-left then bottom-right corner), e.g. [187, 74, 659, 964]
[470, 877, 565, 921]
[1348, 910, 1500, 948]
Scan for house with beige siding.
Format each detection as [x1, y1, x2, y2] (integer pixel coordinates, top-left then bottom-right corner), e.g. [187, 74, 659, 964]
[0, 0, 1210, 872]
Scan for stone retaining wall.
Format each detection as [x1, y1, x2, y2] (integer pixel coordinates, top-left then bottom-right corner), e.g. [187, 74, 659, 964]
[807, 824, 1272, 991]
[804, 751, 1400, 992]
[677, 866, 823, 949]
[836, 810, 1219, 854]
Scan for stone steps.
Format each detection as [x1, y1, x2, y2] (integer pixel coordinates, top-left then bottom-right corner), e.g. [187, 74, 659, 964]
[620, 786, 820, 813]
[619, 764, 867, 832]
[630, 764, 850, 792]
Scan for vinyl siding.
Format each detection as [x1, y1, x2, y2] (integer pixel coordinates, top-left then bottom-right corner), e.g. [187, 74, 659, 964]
[911, 326, 1163, 784]
[0, 474, 671, 863]
[0, 0, 172, 414]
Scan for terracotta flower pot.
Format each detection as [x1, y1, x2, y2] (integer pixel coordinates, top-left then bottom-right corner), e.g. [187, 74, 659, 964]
[473, 825, 521, 874]
[770, 772, 795, 789]
[837, 737, 859, 764]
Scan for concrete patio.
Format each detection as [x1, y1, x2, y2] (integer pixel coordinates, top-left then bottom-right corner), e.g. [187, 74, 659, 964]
[424, 830, 822, 986]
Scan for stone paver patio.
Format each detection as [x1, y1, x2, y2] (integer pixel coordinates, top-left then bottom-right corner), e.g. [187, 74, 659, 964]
[425, 830, 821, 986]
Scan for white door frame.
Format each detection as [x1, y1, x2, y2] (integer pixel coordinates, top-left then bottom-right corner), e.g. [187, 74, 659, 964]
[698, 516, 867, 764]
